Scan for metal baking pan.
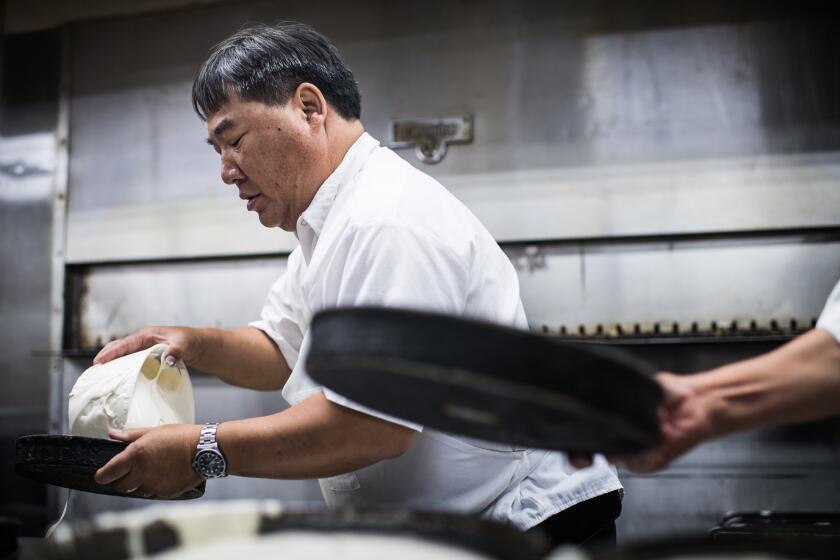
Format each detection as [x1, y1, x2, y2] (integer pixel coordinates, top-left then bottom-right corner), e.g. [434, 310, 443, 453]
[307, 307, 663, 454]
[15, 435, 204, 500]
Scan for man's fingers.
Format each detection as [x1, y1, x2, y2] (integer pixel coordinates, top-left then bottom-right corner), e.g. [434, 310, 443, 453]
[109, 428, 150, 443]
[614, 449, 669, 474]
[94, 338, 138, 364]
[568, 454, 594, 469]
[110, 474, 146, 495]
[95, 450, 133, 485]
[94, 332, 157, 364]
[93, 340, 123, 364]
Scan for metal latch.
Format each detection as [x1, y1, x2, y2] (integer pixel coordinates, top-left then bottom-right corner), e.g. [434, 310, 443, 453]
[389, 115, 473, 164]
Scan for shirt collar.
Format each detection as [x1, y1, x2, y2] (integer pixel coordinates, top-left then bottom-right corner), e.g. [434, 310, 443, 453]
[296, 132, 379, 263]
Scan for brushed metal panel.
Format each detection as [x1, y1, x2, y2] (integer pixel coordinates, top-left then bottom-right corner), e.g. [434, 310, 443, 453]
[0, 28, 61, 536]
[0, 131, 56, 409]
[443, 153, 840, 243]
[0, 137, 55, 406]
[65, 2, 840, 261]
[0, 36, 58, 407]
[506, 233, 840, 333]
[65, 1, 299, 263]
[5, 0, 229, 34]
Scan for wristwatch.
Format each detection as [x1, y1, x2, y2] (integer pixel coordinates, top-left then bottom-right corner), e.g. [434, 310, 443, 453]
[192, 422, 228, 479]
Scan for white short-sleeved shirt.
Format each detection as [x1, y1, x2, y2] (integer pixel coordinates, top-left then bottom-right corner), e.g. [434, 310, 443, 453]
[817, 279, 840, 343]
[250, 132, 621, 530]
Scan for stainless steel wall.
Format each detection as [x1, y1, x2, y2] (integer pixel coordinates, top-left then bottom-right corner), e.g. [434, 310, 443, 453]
[64, 1, 840, 263]
[29, 0, 840, 543]
[506, 232, 840, 336]
[0, 29, 61, 535]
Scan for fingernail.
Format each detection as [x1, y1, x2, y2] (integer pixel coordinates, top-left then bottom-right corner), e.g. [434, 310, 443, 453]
[94, 470, 111, 484]
[165, 356, 176, 367]
[109, 429, 124, 438]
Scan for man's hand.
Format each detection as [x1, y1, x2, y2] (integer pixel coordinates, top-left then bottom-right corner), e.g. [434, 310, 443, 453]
[94, 424, 203, 499]
[94, 326, 290, 391]
[570, 372, 714, 473]
[94, 326, 202, 367]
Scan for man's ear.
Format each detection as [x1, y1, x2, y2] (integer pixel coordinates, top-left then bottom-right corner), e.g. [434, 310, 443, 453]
[295, 82, 327, 128]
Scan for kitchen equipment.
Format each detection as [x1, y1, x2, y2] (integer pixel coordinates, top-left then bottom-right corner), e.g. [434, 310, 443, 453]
[43, 501, 549, 560]
[709, 511, 840, 544]
[307, 307, 663, 454]
[14, 435, 204, 500]
[592, 536, 832, 560]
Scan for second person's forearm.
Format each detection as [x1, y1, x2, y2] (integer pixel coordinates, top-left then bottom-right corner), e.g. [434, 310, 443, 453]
[691, 328, 840, 437]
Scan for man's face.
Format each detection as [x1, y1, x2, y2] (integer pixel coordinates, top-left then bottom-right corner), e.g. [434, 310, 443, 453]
[206, 92, 326, 231]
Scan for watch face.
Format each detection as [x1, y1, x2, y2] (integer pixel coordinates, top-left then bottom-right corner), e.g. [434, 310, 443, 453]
[195, 449, 227, 478]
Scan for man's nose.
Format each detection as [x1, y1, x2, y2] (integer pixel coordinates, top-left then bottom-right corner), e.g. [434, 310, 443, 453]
[221, 156, 244, 185]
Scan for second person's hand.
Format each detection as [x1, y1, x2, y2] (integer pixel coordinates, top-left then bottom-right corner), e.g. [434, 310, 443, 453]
[569, 372, 714, 473]
[608, 372, 714, 473]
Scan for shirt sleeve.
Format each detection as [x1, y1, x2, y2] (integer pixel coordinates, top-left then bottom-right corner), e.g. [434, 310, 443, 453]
[248, 248, 307, 370]
[816, 279, 840, 343]
[306, 221, 471, 431]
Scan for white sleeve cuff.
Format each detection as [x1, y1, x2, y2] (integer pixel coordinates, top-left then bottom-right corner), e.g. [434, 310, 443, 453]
[248, 320, 300, 370]
[816, 280, 840, 344]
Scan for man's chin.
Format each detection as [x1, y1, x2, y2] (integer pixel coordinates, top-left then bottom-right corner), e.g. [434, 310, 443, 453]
[256, 213, 279, 228]
[257, 213, 293, 231]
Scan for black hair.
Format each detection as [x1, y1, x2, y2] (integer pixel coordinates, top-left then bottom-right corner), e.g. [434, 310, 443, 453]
[192, 22, 361, 121]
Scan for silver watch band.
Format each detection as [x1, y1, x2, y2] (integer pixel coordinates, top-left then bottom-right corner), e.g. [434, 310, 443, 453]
[198, 422, 220, 448]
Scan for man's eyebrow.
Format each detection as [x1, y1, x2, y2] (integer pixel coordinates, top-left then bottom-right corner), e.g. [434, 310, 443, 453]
[212, 118, 235, 137]
[206, 118, 235, 147]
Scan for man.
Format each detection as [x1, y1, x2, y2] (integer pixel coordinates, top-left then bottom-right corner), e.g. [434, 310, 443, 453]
[93, 23, 622, 547]
[571, 279, 840, 473]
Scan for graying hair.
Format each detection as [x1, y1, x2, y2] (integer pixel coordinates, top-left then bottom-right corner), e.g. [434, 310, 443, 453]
[192, 23, 361, 121]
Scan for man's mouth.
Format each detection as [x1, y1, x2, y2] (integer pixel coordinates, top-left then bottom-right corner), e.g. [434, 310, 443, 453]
[242, 193, 261, 211]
